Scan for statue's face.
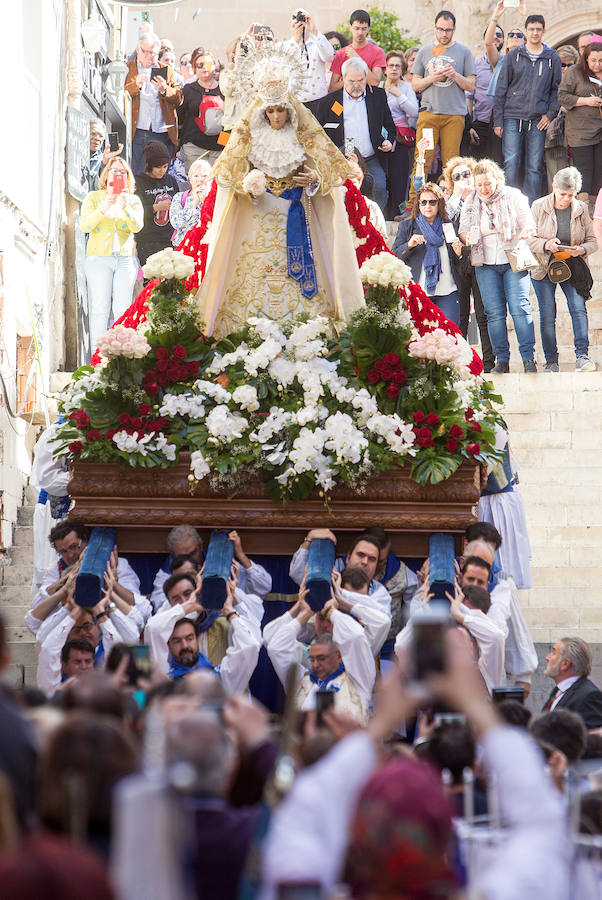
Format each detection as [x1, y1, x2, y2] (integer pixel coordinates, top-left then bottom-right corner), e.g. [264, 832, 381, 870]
[265, 106, 288, 130]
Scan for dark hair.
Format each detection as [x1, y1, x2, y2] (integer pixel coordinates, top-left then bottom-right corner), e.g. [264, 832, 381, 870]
[577, 43, 602, 81]
[49, 520, 88, 548]
[170, 554, 200, 573]
[530, 709, 587, 763]
[61, 639, 95, 665]
[163, 571, 197, 599]
[324, 30, 350, 48]
[464, 521, 502, 550]
[350, 9, 370, 26]
[435, 10, 456, 27]
[461, 555, 492, 576]
[351, 148, 375, 200]
[496, 699, 532, 728]
[583, 732, 602, 760]
[341, 566, 371, 592]
[579, 790, 602, 836]
[57, 670, 130, 723]
[348, 533, 380, 558]
[483, 25, 504, 39]
[360, 526, 390, 550]
[428, 720, 475, 785]
[170, 617, 198, 637]
[180, 51, 192, 63]
[411, 183, 449, 221]
[525, 14, 545, 29]
[461, 584, 491, 613]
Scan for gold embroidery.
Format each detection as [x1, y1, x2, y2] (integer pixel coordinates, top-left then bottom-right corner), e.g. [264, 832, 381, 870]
[265, 175, 296, 197]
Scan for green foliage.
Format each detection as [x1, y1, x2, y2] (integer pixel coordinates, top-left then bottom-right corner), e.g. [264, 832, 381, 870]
[337, 6, 419, 55]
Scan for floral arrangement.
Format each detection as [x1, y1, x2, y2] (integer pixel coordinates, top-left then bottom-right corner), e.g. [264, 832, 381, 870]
[53, 240, 503, 498]
[242, 169, 267, 197]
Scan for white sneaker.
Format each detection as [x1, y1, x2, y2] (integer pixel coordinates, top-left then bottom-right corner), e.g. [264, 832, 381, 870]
[576, 356, 596, 372]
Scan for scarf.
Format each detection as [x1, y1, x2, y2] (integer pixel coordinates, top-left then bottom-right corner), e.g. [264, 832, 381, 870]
[461, 186, 521, 266]
[309, 660, 345, 691]
[196, 609, 222, 634]
[417, 213, 444, 295]
[168, 651, 216, 681]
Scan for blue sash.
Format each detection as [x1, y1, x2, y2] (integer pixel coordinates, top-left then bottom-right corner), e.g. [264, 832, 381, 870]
[309, 660, 345, 691]
[168, 652, 216, 681]
[270, 186, 318, 299]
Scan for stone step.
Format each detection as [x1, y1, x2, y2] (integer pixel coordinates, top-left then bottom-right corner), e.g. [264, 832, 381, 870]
[1, 606, 32, 627]
[7, 642, 38, 666]
[11, 526, 33, 549]
[490, 371, 602, 393]
[17, 504, 33, 527]
[510, 429, 602, 450]
[1, 564, 36, 587]
[4, 664, 38, 689]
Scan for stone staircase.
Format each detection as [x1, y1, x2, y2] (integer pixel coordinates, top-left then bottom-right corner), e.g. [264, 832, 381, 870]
[0, 491, 38, 688]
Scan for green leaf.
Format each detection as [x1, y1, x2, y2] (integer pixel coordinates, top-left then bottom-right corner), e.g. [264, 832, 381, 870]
[411, 454, 460, 485]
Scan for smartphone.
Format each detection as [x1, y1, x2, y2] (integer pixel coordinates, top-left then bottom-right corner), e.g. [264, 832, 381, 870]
[433, 712, 466, 727]
[151, 66, 168, 82]
[442, 223, 456, 243]
[503, 0, 520, 7]
[277, 885, 324, 900]
[315, 689, 335, 725]
[422, 127, 434, 150]
[344, 136, 355, 158]
[108, 131, 119, 153]
[127, 644, 151, 684]
[411, 613, 448, 684]
[492, 686, 525, 704]
[469, 225, 481, 246]
[554, 245, 573, 253]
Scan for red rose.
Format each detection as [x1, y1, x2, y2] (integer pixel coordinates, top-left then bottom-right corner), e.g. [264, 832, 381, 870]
[425, 413, 440, 427]
[68, 441, 83, 454]
[105, 429, 116, 441]
[155, 347, 169, 362]
[464, 407, 475, 421]
[416, 434, 434, 449]
[468, 420, 482, 433]
[145, 382, 159, 396]
[187, 360, 200, 376]
[383, 352, 400, 366]
[74, 410, 90, 429]
[466, 443, 481, 457]
[130, 417, 143, 431]
[367, 369, 381, 384]
[68, 411, 77, 420]
[156, 358, 169, 372]
[412, 411, 426, 424]
[374, 359, 386, 375]
[445, 438, 459, 453]
[449, 424, 464, 439]
[86, 429, 101, 442]
[118, 413, 131, 426]
[139, 403, 152, 416]
[155, 372, 168, 386]
[172, 344, 187, 359]
[415, 427, 431, 440]
[380, 364, 394, 380]
[392, 369, 407, 386]
[386, 384, 400, 398]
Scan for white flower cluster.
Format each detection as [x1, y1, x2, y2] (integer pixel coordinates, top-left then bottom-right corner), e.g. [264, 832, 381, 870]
[194, 380, 230, 403]
[359, 252, 412, 289]
[250, 407, 291, 444]
[242, 169, 267, 197]
[60, 374, 102, 414]
[142, 248, 195, 281]
[207, 343, 249, 375]
[112, 430, 176, 461]
[190, 449, 210, 480]
[159, 392, 206, 418]
[365, 414, 416, 455]
[205, 405, 248, 444]
[232, 384, 259, 412]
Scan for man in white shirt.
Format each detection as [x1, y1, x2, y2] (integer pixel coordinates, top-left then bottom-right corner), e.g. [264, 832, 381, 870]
[288, 9, 334, 103]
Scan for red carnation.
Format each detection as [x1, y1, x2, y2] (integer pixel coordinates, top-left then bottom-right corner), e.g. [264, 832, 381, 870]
[468, 420, 482, 433]
[367, 369, 381, 384]
[392, 369, 407, 386]
[155, 346, 169, 362]
[449, 424, 464, 439]
[105, 429, 116, 441]
[155, 372, 168, 386]
[130, 417, 143, 431]
[145, 381, 159, 396]
[383, 352, 400, 366]
[386, 384, 400, 398]
[416, 433, 434, 449]
[187, 360, 200, 376]
[139, 403, 152, 416]
[172, 344, 187, 359]
[445, 438, 459, 453]
[415, 427, 431, 441]
[74, 410, 90, 429]
[86, 429, 101, 442]
[464, 407, 475, 421]
[466, 443, 481, 457]
[118, 413, 131, 426]
[380, 364, 394, 380]
[156, 358, 169, 372]
[412, 411, 426, 424]
[68, 441, 83, 454]
[425, 413, 440, 427]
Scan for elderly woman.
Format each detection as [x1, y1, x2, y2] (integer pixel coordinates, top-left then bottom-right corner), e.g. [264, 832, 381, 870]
[179, 47, 224, 173]
[527, 167, 597, 372]
[170, 157, 213, 246]
[383, 50, 418, 218]
[459, 159, 536, 373]
[393, 183, 463, 325]
[558, 41, 602, 206]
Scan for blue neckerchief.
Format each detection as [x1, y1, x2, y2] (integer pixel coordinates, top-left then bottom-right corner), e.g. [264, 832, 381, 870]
[269, 186, 317, 299]
[309, 660, 345, 691]
[168, 652, 216, 680]
[417, 213, 444, 295]
[488, 562, 501, 592]
[94, 640, 104, 667]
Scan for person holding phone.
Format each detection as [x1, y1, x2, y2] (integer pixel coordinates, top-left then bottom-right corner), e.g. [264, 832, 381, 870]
[170, 157, 213, 246]
[134, 141, 180, 266]
[79, 157, 143, 354]
[392, 182, 463, 325]
[179, 47, 225, 173]
[288, 9, 334, 103]
[527, 166, 597, 372]
[383, 50, 418, 217]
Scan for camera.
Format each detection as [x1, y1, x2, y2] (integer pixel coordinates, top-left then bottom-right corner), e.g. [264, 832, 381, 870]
[293, 9, 308, 23]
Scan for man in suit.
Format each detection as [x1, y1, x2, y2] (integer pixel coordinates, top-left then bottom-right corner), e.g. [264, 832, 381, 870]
[316, 57, 395, 211]
[542, 636, 602, 729]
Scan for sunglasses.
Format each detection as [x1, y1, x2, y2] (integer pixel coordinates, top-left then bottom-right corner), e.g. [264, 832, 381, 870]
[561, 62, 572, 68]
[452, 170, 472, 181]
[419, 198, 439, 206]
[508, 31, 524, 38]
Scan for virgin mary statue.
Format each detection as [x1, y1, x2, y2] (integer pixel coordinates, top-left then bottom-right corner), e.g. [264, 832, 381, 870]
[196, 41, 366, 337]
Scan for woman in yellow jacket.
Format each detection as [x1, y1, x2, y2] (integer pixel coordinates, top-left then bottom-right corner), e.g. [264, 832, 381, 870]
[80, 157, 143, 352]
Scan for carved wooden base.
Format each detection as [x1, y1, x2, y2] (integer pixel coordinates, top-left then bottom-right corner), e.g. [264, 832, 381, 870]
[68, 456, 485, 555]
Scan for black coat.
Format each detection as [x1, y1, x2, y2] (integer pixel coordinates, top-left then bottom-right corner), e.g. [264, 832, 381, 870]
[315, 86, 396, 172]
[552, 676, 602, 730]
[392, 216, 462, 291]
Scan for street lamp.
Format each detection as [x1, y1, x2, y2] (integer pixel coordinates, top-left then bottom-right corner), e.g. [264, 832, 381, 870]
[104, 53, 129, 98]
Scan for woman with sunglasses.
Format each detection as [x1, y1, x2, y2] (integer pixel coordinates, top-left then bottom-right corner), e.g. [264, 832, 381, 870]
[558, 40, 602, 209]
[392, 183, 463, 325]
[459, 159, 536, 373]
[484, 1, 526, 102]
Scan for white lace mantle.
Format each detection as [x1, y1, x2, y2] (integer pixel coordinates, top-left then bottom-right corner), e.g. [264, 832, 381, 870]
[248, 110, 306, 179]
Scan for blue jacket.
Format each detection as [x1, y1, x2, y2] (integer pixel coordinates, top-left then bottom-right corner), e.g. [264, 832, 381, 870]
[492, 44, 561, 128]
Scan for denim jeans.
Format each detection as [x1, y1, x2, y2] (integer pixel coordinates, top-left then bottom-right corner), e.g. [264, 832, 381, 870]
[474, 263, 535, 362]
[531, 276, 589, 361]
[430, 290, 460, 327]
[364, 154, 388, 212]
[131, 128, 173, 175]
[502, 118, 546, 205]
[85, 254, 139, 352]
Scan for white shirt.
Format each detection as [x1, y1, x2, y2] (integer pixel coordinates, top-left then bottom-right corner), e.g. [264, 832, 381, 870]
[549, 675, 581, 711]
[288, 32, 334, 102]
[149, 559, 271, 612]
[136, 63, 167, 133]
[343, 90, 375, 159]
[419, 243, 457, 296]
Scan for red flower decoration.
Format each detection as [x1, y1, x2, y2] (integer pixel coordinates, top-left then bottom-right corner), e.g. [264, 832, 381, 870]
[383, 352, 400, 366]
[172, 344, 187, 359]
[466, 443, 481, 457]
[367, 369, 381, 384]
[449, 424, 464, 439]
[145, 383, 159, 396]
[412, 411, 426, 424]
[155, 346, 170, 362]
[425, 413, 440, 427]
[187, 360, 200, 375]
[465, 408, 475, 421]
[68, 441, 83, 454]
[386, 384, 400, 398]
[118, 413, 131, 426]
[74, 410, 90, 429]
[392, 369, 408, 386]
[86, 430, 101, 442]
[468, 420, 482, 433]
[130, 417, 143, 431]
[445, 438, 459, 453]
[139, 403, 152, 416]
[105, 429, 116, 441]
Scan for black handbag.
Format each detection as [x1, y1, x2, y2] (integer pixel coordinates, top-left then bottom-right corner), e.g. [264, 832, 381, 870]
[547, 256, 571, 284]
